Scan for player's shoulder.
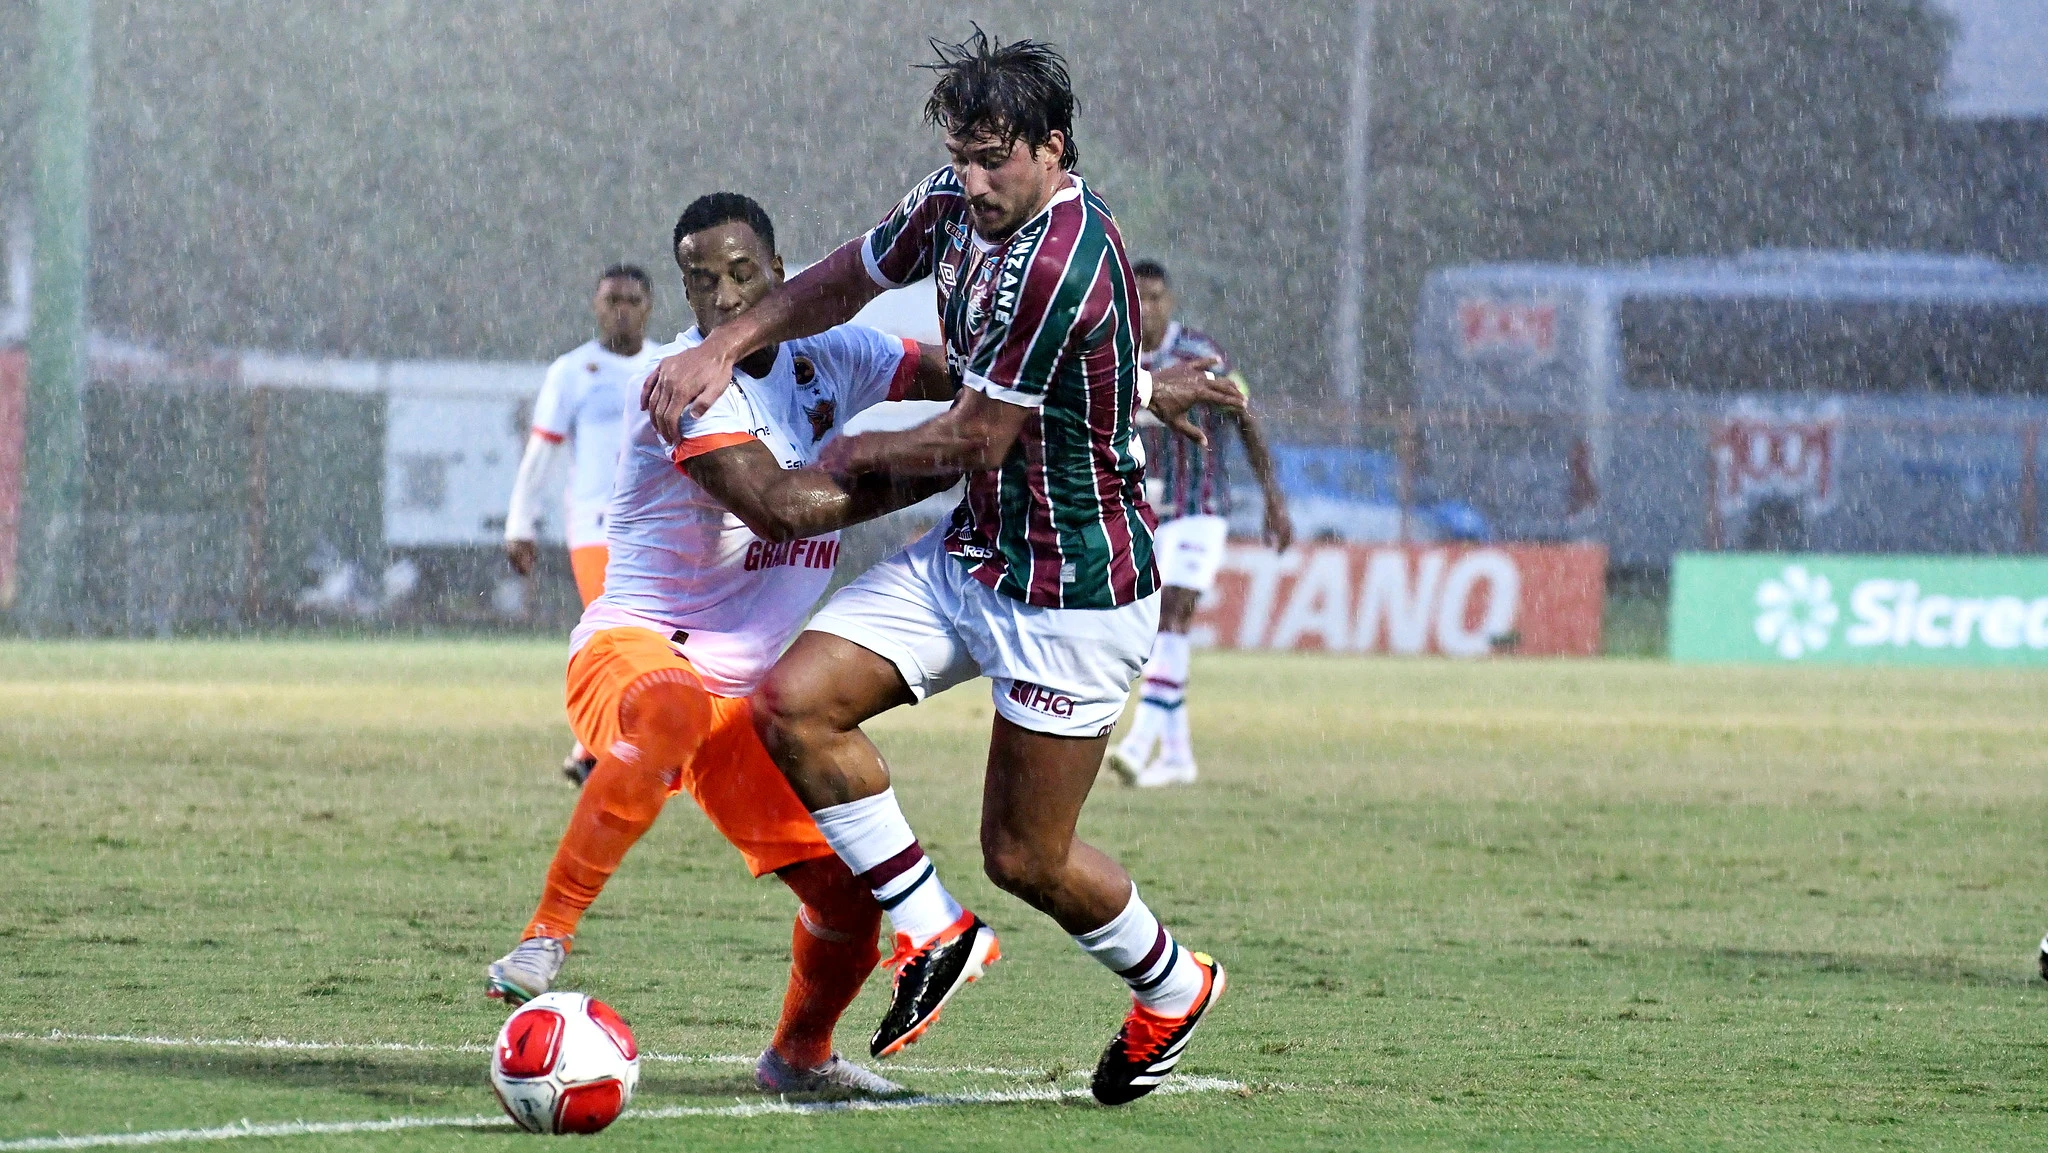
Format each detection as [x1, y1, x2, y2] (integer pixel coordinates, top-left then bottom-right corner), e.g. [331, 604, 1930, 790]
[1015, 180, 1119, 281]
[1173, 326, 1230, 362]
[791, 323, 893, 365]
[549, 339, 605, 371]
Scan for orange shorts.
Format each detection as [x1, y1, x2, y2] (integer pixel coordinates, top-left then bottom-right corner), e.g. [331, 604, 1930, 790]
[564, 626, 831, 877]
[569, 544, 609, 607]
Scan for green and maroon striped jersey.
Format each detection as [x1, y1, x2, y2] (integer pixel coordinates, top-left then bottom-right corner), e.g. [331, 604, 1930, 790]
[1142, 322, 1244, 520]
[862, 167, 1158, 609]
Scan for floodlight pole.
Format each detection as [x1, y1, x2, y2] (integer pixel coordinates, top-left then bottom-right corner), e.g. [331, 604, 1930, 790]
[1329, 0, 1376, 437]
[19, 0, 93, 630]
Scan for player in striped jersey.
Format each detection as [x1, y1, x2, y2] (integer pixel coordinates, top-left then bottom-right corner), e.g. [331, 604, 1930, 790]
[642, 30, 1243, 1106]
[1108, 260, 1292, 788]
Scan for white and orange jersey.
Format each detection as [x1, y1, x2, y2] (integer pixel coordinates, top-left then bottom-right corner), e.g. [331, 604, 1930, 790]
[572, 324, 919, 698]
[531, 339, 661, 548]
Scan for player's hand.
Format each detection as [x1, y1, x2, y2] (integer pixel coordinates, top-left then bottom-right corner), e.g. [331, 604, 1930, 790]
[1262, 496, 1295, 552]
[642, 342, 739, 443]
[814, 432, 867, 479]
[504, 539, 538, 577]
[1147, 358, 1244, 448]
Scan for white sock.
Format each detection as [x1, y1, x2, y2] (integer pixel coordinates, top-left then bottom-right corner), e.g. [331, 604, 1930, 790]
[1119, 700, 1165, 758]
[808, 789, 964, 942]
[1071, 884, 1206, 1016]
[1127, 632, 1187, 759]
[1160, 702, 1195, 767]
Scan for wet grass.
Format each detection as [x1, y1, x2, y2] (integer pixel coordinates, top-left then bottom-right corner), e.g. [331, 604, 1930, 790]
[2, 640, 2046, 1150]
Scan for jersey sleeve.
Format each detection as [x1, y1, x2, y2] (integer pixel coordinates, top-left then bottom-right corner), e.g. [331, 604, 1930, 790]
[861, 168, 960, 289]
[667, 385, 761, 466]
[821, 325, 918, 421]
[962, 215, 1105, 410]
[529, 358, 578, 442]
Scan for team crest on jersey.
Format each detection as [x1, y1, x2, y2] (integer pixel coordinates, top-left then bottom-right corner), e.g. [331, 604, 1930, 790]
[792, 355, 817, 388]
[803, 398, 836, 443]
[585, 362, 598, 373]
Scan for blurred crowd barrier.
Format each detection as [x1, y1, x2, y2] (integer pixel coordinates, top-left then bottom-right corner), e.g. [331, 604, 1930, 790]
[4, 346, 2042, 639]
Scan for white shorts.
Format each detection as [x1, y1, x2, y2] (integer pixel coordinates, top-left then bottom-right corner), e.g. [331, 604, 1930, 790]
[807, 528, 1161, 739]
[1153, 514, 1230, 594]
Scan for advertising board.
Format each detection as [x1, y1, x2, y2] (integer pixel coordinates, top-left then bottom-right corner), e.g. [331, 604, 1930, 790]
[1671, 552, 2048, 665]
[1188, 542, 1606, 657]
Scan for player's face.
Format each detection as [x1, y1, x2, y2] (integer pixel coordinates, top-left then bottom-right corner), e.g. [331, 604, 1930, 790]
[594, 277, 652, 344]
[1136, 275, 1174, 350]
[674, 222, 785, 335]
[945, 127, 1069, 242]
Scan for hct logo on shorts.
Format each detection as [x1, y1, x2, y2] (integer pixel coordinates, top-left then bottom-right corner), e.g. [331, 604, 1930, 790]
[1007, 681, 1076, 718]
[1753, 564, 1838, 660]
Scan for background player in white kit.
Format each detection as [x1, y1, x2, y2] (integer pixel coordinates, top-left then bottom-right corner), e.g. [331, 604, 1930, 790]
[1108, 259, 1292, 788]
[503, 265, 659, 783]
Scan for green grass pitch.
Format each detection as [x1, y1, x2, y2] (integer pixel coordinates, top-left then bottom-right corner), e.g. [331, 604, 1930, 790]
[3, 639, 2046, 1150]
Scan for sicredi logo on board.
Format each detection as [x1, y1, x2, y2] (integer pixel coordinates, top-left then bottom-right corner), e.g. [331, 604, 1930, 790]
[1674, 554, 2048, 666]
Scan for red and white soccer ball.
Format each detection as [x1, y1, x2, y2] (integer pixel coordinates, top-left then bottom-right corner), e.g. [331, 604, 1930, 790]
[489, 991, 640, 1135]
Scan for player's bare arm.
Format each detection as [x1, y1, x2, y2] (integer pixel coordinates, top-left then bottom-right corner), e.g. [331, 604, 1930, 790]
[816, 385, 1032, 479]
[898, 339, 958, 401]
[816, 362, 1242, 481]
[1231, 402, 1294, 551]
[682, 438, 955, 543]
[645, 242, 883, 440]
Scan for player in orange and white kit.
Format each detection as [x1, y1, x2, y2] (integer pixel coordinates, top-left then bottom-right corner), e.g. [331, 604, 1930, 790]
[485, 194, 958, 1097]
[505, 266, 659, 784]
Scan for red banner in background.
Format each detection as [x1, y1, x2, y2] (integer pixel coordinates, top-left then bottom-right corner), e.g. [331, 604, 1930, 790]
[1189, 542, 1607, 657]
[0, 349, 22, 608]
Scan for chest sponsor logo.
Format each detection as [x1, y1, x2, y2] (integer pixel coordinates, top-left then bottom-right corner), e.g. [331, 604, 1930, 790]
[803, 397, 836, 443]
[1006, 680, 1077, 718]
[742, 537, 841, 573]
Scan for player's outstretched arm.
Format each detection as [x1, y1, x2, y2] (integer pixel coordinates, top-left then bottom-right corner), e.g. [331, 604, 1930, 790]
[682, 437, 955, 542]
[815, 385, 1033, 480]
[645, 241, 883, 441]
[905, 341, 957, 401]
[1232, 398, 1295, 551]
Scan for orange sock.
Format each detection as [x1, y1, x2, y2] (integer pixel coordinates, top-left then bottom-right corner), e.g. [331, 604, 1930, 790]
[525, 673, 713, 941]
[770, 859, 883, 1069]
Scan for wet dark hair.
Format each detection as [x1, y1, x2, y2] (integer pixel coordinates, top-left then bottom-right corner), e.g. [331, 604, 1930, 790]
[920, 27, 1079, 171]
[672, 192, 777, 256]
[599, 264, 652, 292]
[1132, 260, 1169, 285]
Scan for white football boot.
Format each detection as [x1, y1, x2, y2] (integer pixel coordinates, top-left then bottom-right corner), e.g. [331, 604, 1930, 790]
[1132, 758, 1198, 788]
[486, 936, 567, 1006]
[754, 1048, 909, 1098]
[1104, 740, 1153, 786]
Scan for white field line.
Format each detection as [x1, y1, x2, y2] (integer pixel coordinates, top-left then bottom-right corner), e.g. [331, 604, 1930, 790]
[0, 1077, 1244, 1150]
[0, 1032, 1052, 1078]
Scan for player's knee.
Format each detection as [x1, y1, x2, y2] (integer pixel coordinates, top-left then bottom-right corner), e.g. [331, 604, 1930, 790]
[979, 832, 1062, 902]
[619, 674, 713, 766]
[753, 668, 838, 758]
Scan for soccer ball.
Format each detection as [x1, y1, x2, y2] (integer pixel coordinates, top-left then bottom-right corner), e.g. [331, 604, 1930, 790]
[489, 991, 640, 1134]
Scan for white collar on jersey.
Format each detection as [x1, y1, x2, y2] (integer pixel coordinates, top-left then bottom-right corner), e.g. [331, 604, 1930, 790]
[1141, 321, 1183, 370]
[969, 175, 1086, 252]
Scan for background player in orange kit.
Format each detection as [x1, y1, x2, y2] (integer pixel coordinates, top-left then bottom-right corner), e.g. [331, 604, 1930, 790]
[504, 266, 660, 784]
